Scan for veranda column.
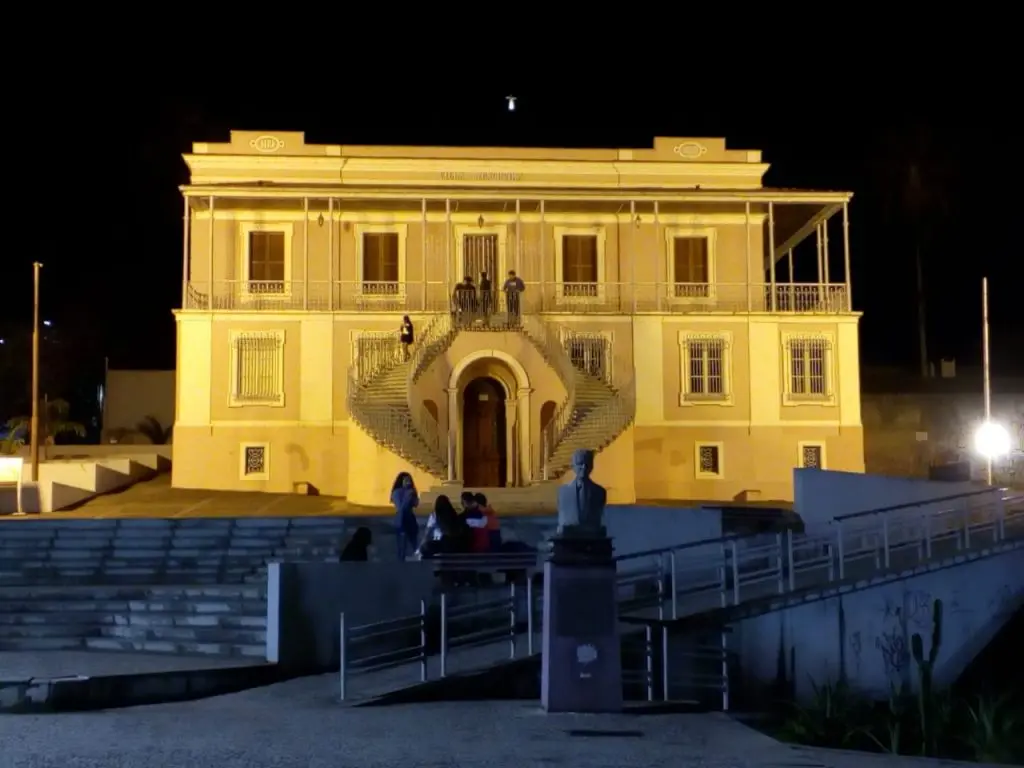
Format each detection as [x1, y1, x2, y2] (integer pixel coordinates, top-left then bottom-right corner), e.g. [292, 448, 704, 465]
[653, 201, 661, 312]
[629, 200, 637, 312]
[822, 216, 831, 285]
[842, 201, 852, 310]
[327, 198, 334, 311]
[768, 201, 777, 312]
[816, 223, 825, 304]
[515, 199, 521, 275]
[207, 196, 215, 311]
[181, 196, 191, 308]
[421, 198, 428, 310]
[744, 201, 752, 311]
[445, 199, 452, 293]
[539, 200, 546, 310]
[302, 197, 309, 310]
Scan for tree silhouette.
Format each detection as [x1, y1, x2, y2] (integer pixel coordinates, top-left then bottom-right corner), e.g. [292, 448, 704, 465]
[875, 122, 957, 377]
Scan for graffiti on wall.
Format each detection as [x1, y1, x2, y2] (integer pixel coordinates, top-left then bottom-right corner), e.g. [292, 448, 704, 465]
[875, 590, 936, 687]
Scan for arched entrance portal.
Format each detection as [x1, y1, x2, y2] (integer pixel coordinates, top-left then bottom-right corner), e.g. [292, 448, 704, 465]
[462, 377, 508, 487]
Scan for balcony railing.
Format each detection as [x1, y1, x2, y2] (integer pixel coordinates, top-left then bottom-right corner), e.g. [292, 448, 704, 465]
[183, 280, 851, 314]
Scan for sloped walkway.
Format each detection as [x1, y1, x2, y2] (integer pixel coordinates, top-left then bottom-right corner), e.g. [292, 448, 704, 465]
[0, 696, 1006, 767]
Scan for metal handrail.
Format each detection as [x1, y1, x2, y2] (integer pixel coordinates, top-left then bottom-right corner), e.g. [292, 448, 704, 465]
[439, 584, 521, 677]
[615, 489, 1021, 564]
[613, 493, 1024, 623]
[339, 599, 427, 701]
[833, 485, 1009, 521]
[431, 552, 542, 573]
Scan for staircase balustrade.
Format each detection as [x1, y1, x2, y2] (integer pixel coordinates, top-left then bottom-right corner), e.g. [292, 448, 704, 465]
[520, 315, 578, 455]
[409, 313, 456, 384]
[346, 367, 446, 477]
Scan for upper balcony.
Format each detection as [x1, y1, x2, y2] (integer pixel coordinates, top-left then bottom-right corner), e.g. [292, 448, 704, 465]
[182, 279, 849, 314]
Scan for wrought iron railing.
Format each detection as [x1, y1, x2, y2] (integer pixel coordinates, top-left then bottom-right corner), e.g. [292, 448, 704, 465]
[182, 280, 852, 314]
[520, 315, 578, 459]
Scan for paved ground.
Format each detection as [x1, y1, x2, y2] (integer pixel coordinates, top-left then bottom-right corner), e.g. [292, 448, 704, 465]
[0, 651, 254, 680]
[12, 473, 391, 519]
[0, 693, 1000, 768]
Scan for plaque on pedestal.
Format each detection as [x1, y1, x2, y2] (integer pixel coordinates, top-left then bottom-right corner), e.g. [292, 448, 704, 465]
[540, 449, 623, 713]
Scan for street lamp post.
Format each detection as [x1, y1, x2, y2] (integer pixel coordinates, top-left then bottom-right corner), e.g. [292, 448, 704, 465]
[975, 276, 1012, 483]
[29, 262, 42, 483]
[982, 276, 992, 484]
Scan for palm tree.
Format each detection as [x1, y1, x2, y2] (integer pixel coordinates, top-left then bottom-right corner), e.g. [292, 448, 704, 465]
[135, 415, 173, 445]
[875, 123, 956, 378]
[4, 397, 86, 448]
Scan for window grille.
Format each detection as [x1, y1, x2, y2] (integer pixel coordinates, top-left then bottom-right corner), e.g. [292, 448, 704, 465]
[697, 444, 721, 476]
[788, 337, 829, 397]
[233, 332, 284, 405]
[686, 336, 726, 397]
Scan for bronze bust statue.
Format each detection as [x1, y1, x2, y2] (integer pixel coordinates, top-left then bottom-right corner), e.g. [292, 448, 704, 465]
[556, 449, 607, 538]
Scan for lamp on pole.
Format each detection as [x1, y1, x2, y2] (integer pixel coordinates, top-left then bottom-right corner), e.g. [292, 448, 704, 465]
[975, 276, 1011, 484]
[29, 262, 42, 482]
[982, 276, 992, 484]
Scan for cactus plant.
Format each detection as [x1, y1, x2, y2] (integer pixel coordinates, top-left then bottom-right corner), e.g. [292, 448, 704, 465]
[911, 598, 943, 755]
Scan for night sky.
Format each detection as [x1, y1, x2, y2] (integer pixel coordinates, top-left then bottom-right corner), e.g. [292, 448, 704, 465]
[4, 79, 1021, 419]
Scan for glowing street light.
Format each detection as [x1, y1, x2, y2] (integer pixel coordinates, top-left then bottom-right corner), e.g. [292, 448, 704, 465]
[975, 421, 1011, 461]
[506, 95, 516, 112]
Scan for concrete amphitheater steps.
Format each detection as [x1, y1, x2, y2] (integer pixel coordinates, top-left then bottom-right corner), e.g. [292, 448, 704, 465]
[0, 584, 268, 658]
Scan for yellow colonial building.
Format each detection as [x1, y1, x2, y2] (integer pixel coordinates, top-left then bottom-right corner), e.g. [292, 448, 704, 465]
[172, 131, 864, 505]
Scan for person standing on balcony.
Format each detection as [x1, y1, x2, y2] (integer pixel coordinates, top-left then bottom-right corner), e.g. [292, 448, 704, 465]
[479, 271, 493, 320]
[452, 276, 477, 326]
[503, 270, 525, 323]
[399, 315, 414, 361]
[389, 472, 419, 561]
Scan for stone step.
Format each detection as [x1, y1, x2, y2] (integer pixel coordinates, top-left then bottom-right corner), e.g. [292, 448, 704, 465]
[98, 625, 266, 644]
[0, 637, 84, 651]
[0, 623, 102, 639]
[0, 611, 119, 625]
[82, 636, 266, 657]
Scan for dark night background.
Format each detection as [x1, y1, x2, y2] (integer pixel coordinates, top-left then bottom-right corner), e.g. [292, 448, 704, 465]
[3, 72, 1021, 430]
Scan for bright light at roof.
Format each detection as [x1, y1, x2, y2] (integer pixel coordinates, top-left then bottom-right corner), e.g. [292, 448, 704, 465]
[975, 421, 1011, 460]
[506, 95, 516, 111]
[43, 320, 52, 327]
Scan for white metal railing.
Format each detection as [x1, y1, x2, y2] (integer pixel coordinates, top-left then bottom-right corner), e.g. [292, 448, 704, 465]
[520, 315, 578, 458]
[183, 280, 851, 315]
[339, 600, 428, 701]
[353, 332, 403, 386]
[614, 489, 1024, 622]
[408, 313, 455, 384]
[339, 585, 528, 702]
[544, 378, 636, 478]
[335, 488, 1023, 706]
[345, 367, 445, 476]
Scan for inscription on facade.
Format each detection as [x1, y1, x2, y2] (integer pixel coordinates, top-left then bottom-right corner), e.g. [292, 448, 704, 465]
[440, 171, 524, 182]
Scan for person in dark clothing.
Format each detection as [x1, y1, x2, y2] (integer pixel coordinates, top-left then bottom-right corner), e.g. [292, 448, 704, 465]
[420, 495, 470, 557]
[340, 526, 373, 561]
[479, 271, 493, 319]
[399, 315, 414, 361]
[502, 270, 525, 322]
[452, 276, 477, 326]
[459, 491, 490, 553]
[389, 472, 419, 561]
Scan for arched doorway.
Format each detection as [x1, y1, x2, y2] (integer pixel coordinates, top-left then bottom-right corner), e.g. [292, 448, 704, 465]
[462, 377, 508, 487]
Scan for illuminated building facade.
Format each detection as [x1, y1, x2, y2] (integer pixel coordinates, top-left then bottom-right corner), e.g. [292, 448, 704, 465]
[173, 131, 863, 504]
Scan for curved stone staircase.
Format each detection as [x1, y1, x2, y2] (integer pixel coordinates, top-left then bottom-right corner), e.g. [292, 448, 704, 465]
[347, 312, 635, 484]
[346, 315, 458, 478]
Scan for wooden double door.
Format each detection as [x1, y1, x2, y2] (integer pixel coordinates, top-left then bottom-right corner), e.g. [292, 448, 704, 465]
[462, 377, 507, 488]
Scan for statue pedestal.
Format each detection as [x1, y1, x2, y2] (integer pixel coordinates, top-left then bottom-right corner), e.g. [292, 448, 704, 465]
[540, 535, 623, 713]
